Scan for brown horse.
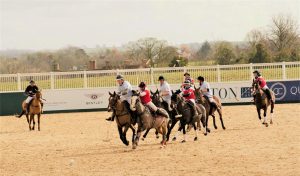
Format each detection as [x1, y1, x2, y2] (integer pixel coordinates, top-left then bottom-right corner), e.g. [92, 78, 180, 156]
[16, 90, 43, 131]
[130, 90, 169, 149]
[108, 91, 136, 146]
[253, 83, 275, 127]
[170, 90, 206, 142]
[194, 87, 226, 131]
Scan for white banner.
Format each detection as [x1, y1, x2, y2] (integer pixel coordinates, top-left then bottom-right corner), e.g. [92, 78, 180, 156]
[42, 81, 253, 111]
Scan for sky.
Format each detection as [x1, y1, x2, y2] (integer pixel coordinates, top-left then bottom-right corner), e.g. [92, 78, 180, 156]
[0, 0, 299, 50]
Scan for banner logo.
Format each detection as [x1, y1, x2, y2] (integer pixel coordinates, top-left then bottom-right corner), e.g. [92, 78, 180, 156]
[270, 83, 286, 100]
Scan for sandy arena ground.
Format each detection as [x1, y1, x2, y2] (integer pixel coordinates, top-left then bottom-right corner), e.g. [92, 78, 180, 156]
[0, 104, 299, 176]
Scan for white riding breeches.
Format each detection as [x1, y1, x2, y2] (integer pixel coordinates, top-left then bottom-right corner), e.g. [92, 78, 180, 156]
[188, 99, 196, 105]
[25, 96, 34, 103]
[164, 98, 172, 111]
[262, 85, 269, 90]
[25, 96, 45, 104]
[146, 101, 158, 112]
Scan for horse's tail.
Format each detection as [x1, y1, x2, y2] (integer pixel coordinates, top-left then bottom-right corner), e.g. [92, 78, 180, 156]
[15, 110, 25, 118]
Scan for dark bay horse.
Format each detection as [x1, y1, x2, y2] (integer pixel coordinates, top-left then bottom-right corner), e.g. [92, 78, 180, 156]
[108, 91, 136, 146]
[170, 90, 206, 142]
[253, 83, 275, 127]
[194, 87, 226, 131]
[16, 90, 43, 131]
[130, 90, 169, 149]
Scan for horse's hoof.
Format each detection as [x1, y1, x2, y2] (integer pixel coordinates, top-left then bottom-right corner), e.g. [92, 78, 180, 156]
[214, 126, 218, 129]
[265, 123, 269, 127]
[181, 140, 186, 143]
[194, 137, 198, 141]
[141, 137, 145, 141]
[156, 135, 159, 139]
[222, 127, 226, 130]
[132, 145, 137, 150]
[172, 137, 177, 141]
[207, 128, 211, 133]
[204, 132, 208, 136]
[270, 121, 273, 124]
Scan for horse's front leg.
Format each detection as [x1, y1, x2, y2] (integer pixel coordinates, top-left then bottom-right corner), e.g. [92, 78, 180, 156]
[29, 114, 32, 131]
[38, 114, 41, 131]
[166, 119, 177, 141]
[129, 124, 136, 143]
[256, 108, 262, 121]
[270, 102, 275, 124]
[181, 123, 187, 143]
[133, 125, 143, 149]
[117, 126, 128, 146]
[142, 129, 150, 141]
[193, 123, 198, 141]
[217, 108, 226, 130]
[211, 114, 218, 129]
[263, 108, 268, 127]
[123, 125, 130, 145]
[31, 114, 35, 130]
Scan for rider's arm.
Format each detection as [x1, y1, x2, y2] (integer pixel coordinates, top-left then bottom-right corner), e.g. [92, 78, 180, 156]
[140, 91, 146, 97]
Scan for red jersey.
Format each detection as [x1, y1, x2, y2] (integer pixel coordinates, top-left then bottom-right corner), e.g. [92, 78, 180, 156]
[255, 76, 266, 88]
[140, 89, 152, 104]
[182, 87, 196, 100]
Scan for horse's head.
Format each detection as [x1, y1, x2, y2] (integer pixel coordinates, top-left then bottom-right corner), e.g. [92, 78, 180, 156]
[108, 91, 119, 112]
[194, 86, 204, 103]
[171, 89, 182, 106]
[130, 90, 140, 112]
[36, 90, 42, 99]
[151, 89, 163, 107]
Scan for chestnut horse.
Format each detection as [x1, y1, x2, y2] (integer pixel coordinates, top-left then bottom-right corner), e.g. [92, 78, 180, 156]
[16, 90, 43, 131]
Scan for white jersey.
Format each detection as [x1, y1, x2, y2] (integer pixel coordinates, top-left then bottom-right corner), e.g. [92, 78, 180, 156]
[159, 81, 172, 101]
[200, 81, 213, 98]
[118, 81, 132, 103]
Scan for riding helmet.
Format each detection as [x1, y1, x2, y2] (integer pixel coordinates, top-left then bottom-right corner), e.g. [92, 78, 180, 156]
[158, 76, 165, 81]
[197, 76, 204, 81]
[253, 70, 261, 76]
[29, 80, 35, 84]
[138, 81, 146, 88]
[116, 74, 124, 80]
[184, 72, 190, 76]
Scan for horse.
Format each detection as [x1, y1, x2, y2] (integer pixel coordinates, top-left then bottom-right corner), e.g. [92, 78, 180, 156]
[130, 90, 169, 149]
[194, 87, 226, 131]
[253, 83, 275, 127]
[170, 90, 205, 142]
[107, 91, 136, 146]
[16, 90, 43, 131]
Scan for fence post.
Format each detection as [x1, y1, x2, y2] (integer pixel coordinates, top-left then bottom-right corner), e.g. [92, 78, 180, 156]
[282, 61, 286, 80]
[150, 67, 154, 85]
[50, 72, 54, 90]
[183, 66, 187, 74]
[83, 70, 87, 88]
[217, 65, 221, 82]
[116, 69, 119, 75]
[249, 63, 253, 81]
[17, 73, 21, 91]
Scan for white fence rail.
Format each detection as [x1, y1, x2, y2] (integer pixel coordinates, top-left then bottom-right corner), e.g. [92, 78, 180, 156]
[0, 62, 299, 92]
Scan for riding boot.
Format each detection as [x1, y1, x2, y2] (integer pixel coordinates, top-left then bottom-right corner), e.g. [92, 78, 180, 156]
[265, 89, 274, 103]
[174, 108, 182, 119]
[156, 108, 169, 118]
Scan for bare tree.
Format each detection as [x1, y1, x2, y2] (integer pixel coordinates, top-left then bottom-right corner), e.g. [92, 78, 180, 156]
[268, 15, 299, 52]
